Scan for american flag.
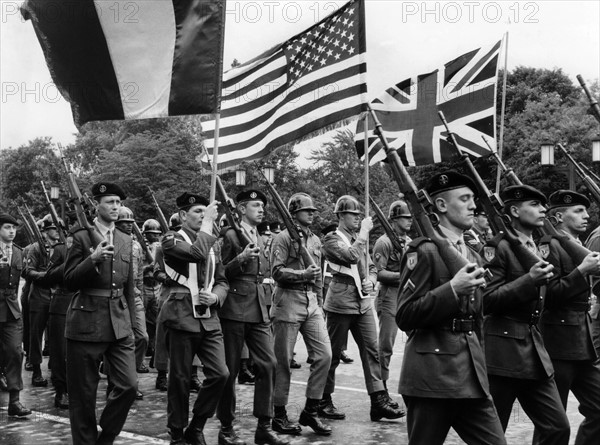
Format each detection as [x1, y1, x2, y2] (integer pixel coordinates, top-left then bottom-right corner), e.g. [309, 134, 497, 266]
[356, 40, 502, 166]
[203, 0, 368, 169]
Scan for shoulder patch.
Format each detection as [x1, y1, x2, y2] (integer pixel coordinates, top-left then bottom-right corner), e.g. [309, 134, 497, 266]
[483, 246, 496, 262]
[406, 252, 418, 270]
[538, 243, 550, 259]
[374, 252, 382, 261]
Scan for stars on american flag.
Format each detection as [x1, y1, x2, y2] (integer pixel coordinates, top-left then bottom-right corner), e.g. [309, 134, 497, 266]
[284, 1, 358, 84]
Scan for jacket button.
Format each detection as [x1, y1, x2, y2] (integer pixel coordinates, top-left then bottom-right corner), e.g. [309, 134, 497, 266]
[561, 319, 565, 323]
[434, 349, 439, 352]
[468, 331, 472, 335]
[504, 331, 508, 335]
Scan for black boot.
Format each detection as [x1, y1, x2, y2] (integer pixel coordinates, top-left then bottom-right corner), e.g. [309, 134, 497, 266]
[155, 371, 168, 391]
[218, 425, 246, 445]
[318, 394, 345, 420]
[272, 406, 301, 435]
[184, 416, 207, 445]
[299, 398, 332, 436]
[382, 381, 400, 409]
[8, 392, 31, 417]
[255, 418, 290, 445]
[370, 391, 406, 421]
[96, 430, 116, 445]
[54, 391, 69, 409]
[169, 428, 185, 445]
[238, 359, 255, 385]
[32, 365, 48, 387]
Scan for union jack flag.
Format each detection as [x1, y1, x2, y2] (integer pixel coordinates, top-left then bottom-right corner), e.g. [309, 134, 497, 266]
[355, 40, 502, 166]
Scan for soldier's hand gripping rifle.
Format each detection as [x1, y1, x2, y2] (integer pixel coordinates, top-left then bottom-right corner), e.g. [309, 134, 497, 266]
[40, 181, 67, 245]
[17, 206, 35, 245]
[57, 144, 104, 247]
[132, 221, 154, 264]
[577, 75, 600, 124]
[367, 107, 477, 277]
[438, 111, 540, 271]
[214, 175, 252, 247]
[23, 203, 48, 262]
[556, 143, 600, 205]
[483, 137, 591, 264]
[257, 170, 317, 270]
[147, 186, 170, 234]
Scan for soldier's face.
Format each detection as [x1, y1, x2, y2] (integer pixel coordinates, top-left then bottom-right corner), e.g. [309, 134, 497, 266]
[436, 187, 476, 230]
[512, 200, 546, 228]
[116, 221, 133, 235]
[45, 227, 60, 241]
[474, 214, 490, 230]
[146, 232, 160, 243]
[182, 205, 206, 231]
[240, 200, 264, 225]
[0, 223, 16, 243]
[558, 205, 589, 233]
[339, 212, 362, 231]
[295, 209, 315, 226]
[392, 216, 412, 234]
[95, 195, 121, 223]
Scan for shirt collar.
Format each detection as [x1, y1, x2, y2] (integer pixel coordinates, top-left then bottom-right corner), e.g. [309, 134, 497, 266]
[94, 218, 114, 237]
[438, 224, 464, 245]
[560, 229, 582, 245]
[515, 229, 535, 246]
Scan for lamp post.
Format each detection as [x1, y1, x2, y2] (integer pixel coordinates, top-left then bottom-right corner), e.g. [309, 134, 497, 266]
[50, 185, 66, 221]
[235, 169, 247, 186]
[262, 166, 275, 184]
[540, 142, 575, 190]
[592, 137, 600, 164]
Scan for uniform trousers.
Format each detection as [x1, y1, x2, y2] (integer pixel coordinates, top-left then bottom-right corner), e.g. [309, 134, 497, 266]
[591, 318, 600, 357]
[143, 283, 159, 353]
[66, 335, 137, 444]
[273, 310, 331, 406]
[0, 318, 24, 391]
[166, 327, 229, 429]
[154, 295, 169, 372]
[29, 304, 50, 366]
[324, 310, 384, 395]
[489, 375, 570, 444]
[217, 319, 277, 425]
[403, 396, 507, 445]
[48, 313, 67, 392]
[133, 295, 148, 368]
[375, 287, 399, 382]
[552, 359, 600, 445]
[20, 281, 31, 356]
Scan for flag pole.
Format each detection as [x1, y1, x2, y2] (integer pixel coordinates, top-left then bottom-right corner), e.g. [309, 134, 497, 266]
[363, 113, 370, 284]
[495, 32, 509, 194]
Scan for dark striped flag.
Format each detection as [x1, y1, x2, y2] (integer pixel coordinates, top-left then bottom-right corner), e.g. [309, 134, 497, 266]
[203, 0, 368, 170]
[22, 0, 225, 128]
[356, 40, 502, 166]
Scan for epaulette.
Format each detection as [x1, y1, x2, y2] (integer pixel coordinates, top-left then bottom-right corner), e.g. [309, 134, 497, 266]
[406, 236, 431, 250]
[71, 226, 87, 234]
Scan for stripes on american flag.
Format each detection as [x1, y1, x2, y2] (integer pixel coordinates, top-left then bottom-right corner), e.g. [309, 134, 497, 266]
[356, 40, 502, 166]
[203, 0, 368, 170]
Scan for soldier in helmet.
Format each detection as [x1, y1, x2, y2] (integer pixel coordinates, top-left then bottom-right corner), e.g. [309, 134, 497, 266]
[169, 213, 182, 232]
[321, 195, 404, 422]
[114, 206, 148, 400]
[372, 198, 412, 405]
[142, 218, 162, 362]
[271, 193, 333, 437]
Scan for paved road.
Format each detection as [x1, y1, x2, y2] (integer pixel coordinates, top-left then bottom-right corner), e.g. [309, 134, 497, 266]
[0, 310, 585, 444]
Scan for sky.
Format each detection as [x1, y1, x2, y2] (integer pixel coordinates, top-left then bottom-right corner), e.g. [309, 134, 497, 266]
[1, 0, 599, 161]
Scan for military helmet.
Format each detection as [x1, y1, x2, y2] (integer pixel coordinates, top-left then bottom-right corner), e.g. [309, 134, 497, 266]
[40, 214, 60, 231]
[142, 219, 162, 234]
[169, 213, 181, 230]
[288, 193, 317, 214]
[388, 200, 411, 219]
[117, 206, 135, 222]
[334, 195, 361, 214]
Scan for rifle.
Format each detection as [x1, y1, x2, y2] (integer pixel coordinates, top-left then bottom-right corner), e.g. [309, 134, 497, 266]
[579, 162, 600, 185]
[17, 206, 35, 245]
[147, 186, 169, 233]
[485, 137, 591, 264]
[57, 144, 104, 247]
[367, 107, 474, 277]
[23, 203, 48, 261]
[368, 196, 406, 253]
[556, 143, 600, 205]
[215, 175, 252, 247]
[132, 222, 154, 264]
[40, 181, 67, 245]
[438, 111, 540, 271]
[577, 75, 600, 124]
[257, 170, 317, 270]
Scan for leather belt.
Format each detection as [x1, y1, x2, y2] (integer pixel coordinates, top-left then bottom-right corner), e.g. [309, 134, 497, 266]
[569, 302, 592, 312]
[82, 288, 124, 299]
[232, 276, 262, 284]
[277, 283, 316, 293]
[331, 275, 356, 286]
[446, 318, 475, 333]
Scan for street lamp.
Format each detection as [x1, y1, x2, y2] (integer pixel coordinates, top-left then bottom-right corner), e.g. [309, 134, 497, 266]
[262, 166, 275, 184]
[50, 186, 60, 200]
[235, 169, 246, 186]
[540, 141, 555, 166]
[592, 137, 600, 164]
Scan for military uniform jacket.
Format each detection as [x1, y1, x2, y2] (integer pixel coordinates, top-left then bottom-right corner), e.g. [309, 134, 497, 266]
[44, 243, 76, 315]
[156, 228, 228, 332]
[270, 228, 322, 322]
[64, 227, 135, 342]
[24, 241, 52, 311]
[220, 227, 270, 323]
[321, 228, 377, 315]
[0, 244, 23, 321]
[542, 238, 597, 361]
[482, 238, 553, 379]
[373, 233, 404, 302]
[585, 226, 600, 321]
[396, 239, 489, 399]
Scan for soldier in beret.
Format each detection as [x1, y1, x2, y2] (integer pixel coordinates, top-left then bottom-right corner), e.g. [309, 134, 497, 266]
[542, 190, 600, 442]
[396, 171, 506, 445]
[154, 192, 229, 445]
[464, 203, 491, 253]
[217, 190, 288, 445]
[481, 185, 569, 443]
[0, 212, 31, 418]
[585, 219, 600, 356]
[63, 181, 137, 445]
[372, 199, 412, 399]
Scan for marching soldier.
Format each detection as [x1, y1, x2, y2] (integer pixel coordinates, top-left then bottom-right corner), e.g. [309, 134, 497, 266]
[217, 189, 287, 445]
[321, 195, 404, 422]
[585, 223, 600, 355]
[542, 190, 600, 442]
[464, 203, 492, 252]
[0, 212, 31, 417]
[155, 192, 229, 445]
[396, 171, 506, 445]
[482, 185, 570, 443]
[64, 182, 137, 445]
[142, 218, 162, 359]
[271, 193, 332, 436]
[372, 199, 412, 396]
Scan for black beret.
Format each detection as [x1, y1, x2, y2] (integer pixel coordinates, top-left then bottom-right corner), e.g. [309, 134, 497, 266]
[257, 221, 271, 235]
[547, 190, 590, 209]
[236, 189, 267, 205]
[501, 185, 547, 205]
[91, 182, 126, 200]
[176, 192, 209, 210]
[426, 170, 478, 198]
[0, 213, 18, 226]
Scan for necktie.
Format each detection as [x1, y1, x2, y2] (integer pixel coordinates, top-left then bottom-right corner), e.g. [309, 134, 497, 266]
[6, 246, 11, 265]
[455, 239, 466, 258]
[107, 230, 113, 245]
